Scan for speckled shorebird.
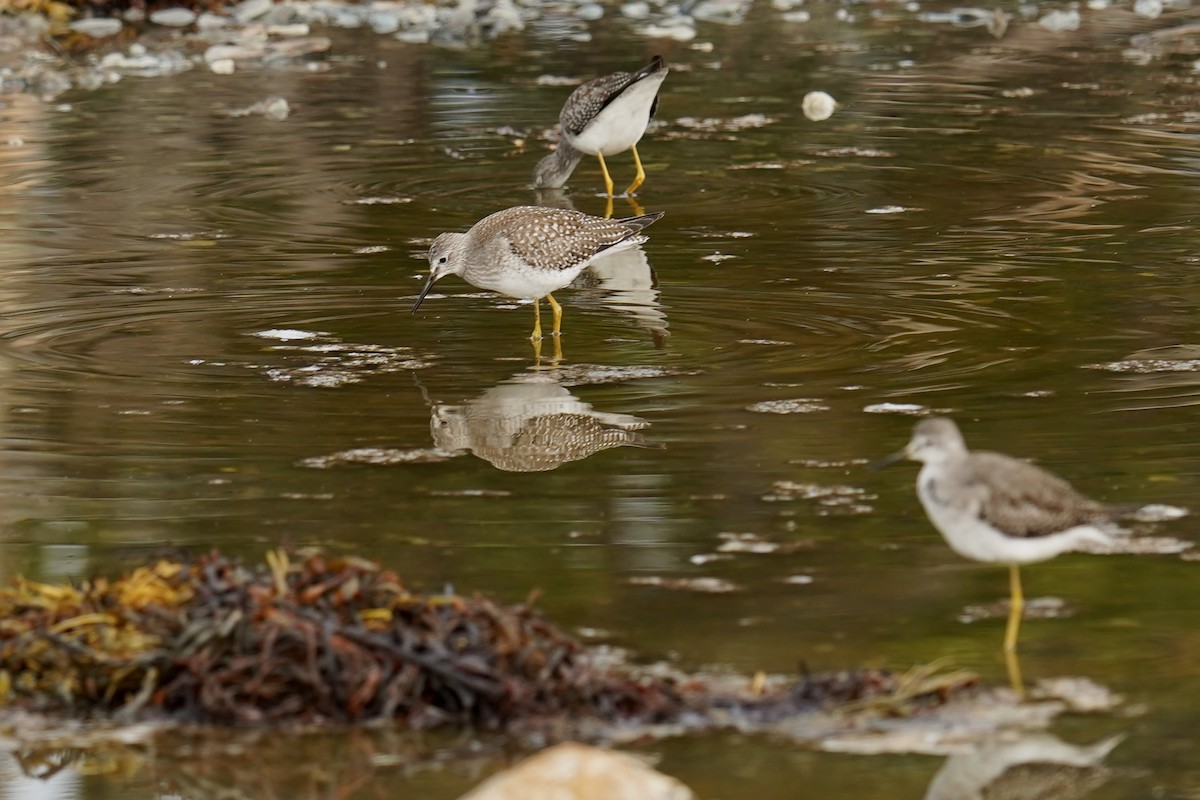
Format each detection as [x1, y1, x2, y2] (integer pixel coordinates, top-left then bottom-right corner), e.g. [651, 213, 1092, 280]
[533, 55, 669, 198]
[875, 417, 1119, 654]
[410, 205, 665, 342]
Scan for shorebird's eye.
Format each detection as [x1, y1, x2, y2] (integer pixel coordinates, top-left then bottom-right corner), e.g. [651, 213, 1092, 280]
[437, 255, 448, 265]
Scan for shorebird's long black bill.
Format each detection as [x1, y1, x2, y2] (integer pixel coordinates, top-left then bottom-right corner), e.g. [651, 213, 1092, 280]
[411, 273, 439, 314]
[869, 449, 908, 471]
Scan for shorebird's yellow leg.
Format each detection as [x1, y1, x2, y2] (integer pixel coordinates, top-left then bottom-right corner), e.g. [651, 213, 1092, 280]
[531, 297, 543, 341]
[546, 293, 563, 337]
[1003, 563, 1024, 653]
[625, 145, 647, 195]
[595, 152, 615, 198]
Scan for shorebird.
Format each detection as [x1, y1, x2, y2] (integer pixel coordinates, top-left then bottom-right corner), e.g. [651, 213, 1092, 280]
[533, 55, 669, 198]
[876, 417, 1119, 653]
[411, 205, 664, 344]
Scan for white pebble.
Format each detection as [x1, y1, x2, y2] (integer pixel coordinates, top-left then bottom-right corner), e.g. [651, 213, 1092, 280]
[577, 3, 604, 19]
[368, 9, 399, 33]
[1134, 0, 1163, 16]
[802, 90, 837, 121]
[233, 0, 272, 23]
[621, 1, 651, 18]
[267, 22, 311, 36]
[209, 58, 236, 74]
[1037, 8, 1080, 30]
[68, 18, 123, 37]
[150, 7, 197, 26]
[196, 12, 231, 28]
[204, 43, 262, 63]
[783, 9, 811, 21]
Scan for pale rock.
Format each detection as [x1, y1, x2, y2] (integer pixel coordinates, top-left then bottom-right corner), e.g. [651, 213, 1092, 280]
[368, 9, 400, 33]
[204, 43, 263, 63]
[638, 17, 696, 40]
[268, 23, 312, 36]
[577, 3, 605, 19]
[1037, 8, 1080, 30]
[1134, 0, 1163, 16]
[150, 8, 197, 26]
[484, 0, 525, 34]
[690, 0, 752, 24]
[209, 58, 236, 74]
[620, 1, 651, 18]
[197, 12, 232, 28]
[69, 18, 123, 37]
[458, 743, 694, 800]
[232, 0, 273, 24]
[266, 36, 331, 58]
[264, 2, 301, 24]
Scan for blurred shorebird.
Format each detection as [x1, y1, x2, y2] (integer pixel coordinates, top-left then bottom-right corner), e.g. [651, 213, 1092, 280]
[533, 55, 669, 199]
[411, 205, 664, 347]
[875, 417, 1121, 655]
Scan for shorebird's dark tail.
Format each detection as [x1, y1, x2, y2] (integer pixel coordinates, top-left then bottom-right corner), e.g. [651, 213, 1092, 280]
[618, 211, 665, 235]
[635, 55, 666, 80]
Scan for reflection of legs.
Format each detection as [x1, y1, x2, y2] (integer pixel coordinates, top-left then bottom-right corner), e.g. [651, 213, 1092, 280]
[531, 326, 563, 365]
[530, 298, 542, 341]
[1003, 563, 1023, 653]
[1005, 646, 1025, 699]
[595, 152, 615, 197]
[546, 293, 563, 337]
[625, 145, 647, 195]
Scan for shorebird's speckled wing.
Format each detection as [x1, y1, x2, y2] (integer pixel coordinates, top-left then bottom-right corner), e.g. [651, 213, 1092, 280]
[501, 208, 656, 274]
[560, 57, 664, 137]
[951, 451, 1111, 538]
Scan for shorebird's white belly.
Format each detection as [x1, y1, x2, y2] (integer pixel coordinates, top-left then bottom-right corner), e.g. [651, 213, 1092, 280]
[466, 238, 643, 300]
[474, 263, 586, 300]
[568, 75, 666, 156]
[916, 470, 1112, 564]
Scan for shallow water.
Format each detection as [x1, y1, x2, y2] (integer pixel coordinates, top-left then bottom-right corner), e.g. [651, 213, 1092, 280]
[2, 1, 1200, 796]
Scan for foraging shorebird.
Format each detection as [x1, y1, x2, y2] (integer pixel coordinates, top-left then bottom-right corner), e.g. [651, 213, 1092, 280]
[533, 55, 669, 198]
[411, 205, 664, 344]
[876, 417, 1120, 654]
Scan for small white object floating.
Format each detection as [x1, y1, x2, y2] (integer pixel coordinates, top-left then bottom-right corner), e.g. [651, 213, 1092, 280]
[802, 90, 838, 121]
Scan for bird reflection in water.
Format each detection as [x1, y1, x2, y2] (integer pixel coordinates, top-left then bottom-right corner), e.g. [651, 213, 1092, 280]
[924, 732, 1122, 800]
[430, 372, 654, 472]
[569, 241, 668, 349]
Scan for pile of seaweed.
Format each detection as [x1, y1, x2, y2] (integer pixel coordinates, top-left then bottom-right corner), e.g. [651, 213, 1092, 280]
[0, 549, 973, 728]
